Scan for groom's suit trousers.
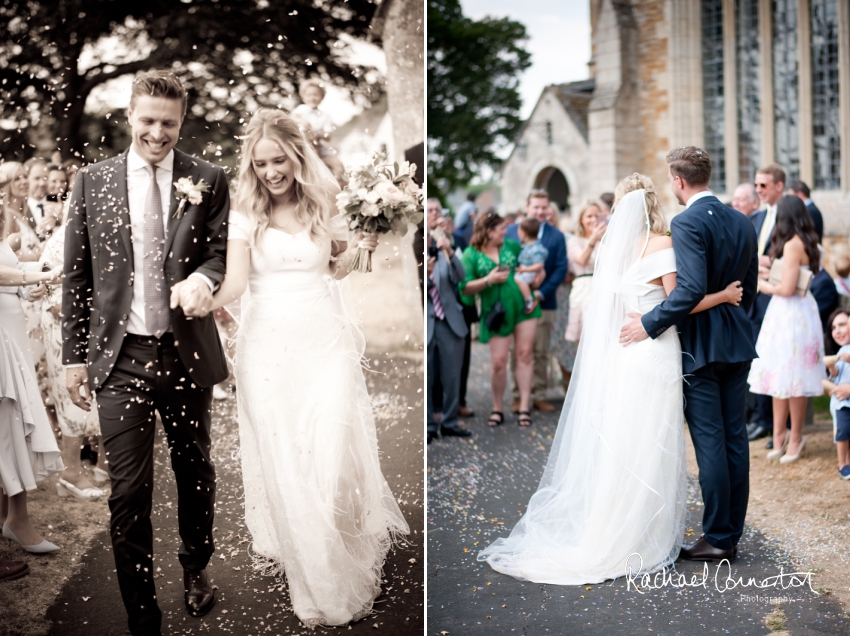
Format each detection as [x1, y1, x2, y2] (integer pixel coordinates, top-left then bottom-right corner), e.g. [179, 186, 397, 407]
[684, 360, 751, 551]
[97, 334, 215, 635]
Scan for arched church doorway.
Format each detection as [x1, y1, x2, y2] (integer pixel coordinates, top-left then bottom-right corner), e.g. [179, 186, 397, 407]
[533, 167, 570, 212]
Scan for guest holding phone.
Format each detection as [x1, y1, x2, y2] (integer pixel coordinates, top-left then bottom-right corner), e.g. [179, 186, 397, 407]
[460, 210, 541, 428]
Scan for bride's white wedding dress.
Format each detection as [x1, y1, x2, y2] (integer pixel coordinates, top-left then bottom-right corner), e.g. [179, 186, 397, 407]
[478, 189, 687, 584]
[229, 212, 409, 626]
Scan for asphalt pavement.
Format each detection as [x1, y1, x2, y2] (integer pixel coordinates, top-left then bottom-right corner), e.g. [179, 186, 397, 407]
[46, 350, 424, 636]
[427, 342, 849, 635]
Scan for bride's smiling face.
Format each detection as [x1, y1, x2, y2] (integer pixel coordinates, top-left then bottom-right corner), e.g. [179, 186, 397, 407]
[252, 137, 296, 200]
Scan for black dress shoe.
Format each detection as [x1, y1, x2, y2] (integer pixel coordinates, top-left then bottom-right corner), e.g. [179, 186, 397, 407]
[440, 426, 471, 438]
[0, 559, 28, 582]
[747, 424, 770, 441]
[679, 537, 734, 563]
[766, 437, 774, 450]
[184, 569, 215, 617]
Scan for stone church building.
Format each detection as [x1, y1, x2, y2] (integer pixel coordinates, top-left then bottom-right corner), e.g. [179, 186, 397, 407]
[500, 0, 850, 233]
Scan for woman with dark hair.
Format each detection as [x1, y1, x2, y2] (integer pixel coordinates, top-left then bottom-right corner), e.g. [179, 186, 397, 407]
[460, 210, 541, 427]
[748, 194, 824, 464]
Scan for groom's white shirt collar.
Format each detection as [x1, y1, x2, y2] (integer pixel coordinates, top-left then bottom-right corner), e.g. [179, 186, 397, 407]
[685, 190, 713, 209]
[128, 145, 174, 174]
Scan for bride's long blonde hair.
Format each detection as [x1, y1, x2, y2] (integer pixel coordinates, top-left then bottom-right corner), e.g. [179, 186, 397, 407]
[236, 109, 339, 249]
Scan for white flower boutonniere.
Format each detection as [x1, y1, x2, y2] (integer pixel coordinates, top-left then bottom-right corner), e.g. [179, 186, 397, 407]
[173, 177, 211, 219]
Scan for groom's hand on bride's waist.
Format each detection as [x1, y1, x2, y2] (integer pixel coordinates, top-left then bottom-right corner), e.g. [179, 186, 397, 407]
[619, 312, 648, 347]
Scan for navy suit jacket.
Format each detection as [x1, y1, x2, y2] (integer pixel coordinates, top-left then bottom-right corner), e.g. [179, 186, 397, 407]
[641, 195, 759, 374]
[747, 209, 773, 331]
[505, 222, 567, 310]
[806, 201, 824, 242]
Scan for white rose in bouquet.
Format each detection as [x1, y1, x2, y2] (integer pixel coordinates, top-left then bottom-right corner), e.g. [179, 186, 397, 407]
[375, 180, 406, 207]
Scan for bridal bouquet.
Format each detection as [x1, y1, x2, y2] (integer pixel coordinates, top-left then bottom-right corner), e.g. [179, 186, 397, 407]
[335, 151, 424, 273]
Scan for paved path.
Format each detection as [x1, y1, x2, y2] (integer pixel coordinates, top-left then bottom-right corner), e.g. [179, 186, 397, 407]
[46, 351, 424, 636]
[427, 342, 849, 635]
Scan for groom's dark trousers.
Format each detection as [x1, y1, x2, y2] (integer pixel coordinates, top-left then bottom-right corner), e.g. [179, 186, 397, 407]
[62, 149, 229, 635]
[97, 334, 215, 634]
[642, 194, 759, 552]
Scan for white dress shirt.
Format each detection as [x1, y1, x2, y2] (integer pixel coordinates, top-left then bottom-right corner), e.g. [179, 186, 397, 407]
[126, 146, 213, 335]
[27, 196, 46, 222]
[684, 190, 713, 209]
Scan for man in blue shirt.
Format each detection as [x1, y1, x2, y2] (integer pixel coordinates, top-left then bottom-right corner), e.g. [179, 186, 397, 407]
[506, 190, 568, 412]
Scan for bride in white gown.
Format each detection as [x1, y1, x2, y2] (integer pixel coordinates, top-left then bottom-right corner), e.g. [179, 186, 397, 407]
[209, 110, 409, 626]
[478, 174, 742, 584]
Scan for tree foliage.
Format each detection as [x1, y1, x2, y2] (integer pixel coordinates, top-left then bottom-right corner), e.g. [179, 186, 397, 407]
[0, 0, 380, 166]
[427, 0, 530, 200]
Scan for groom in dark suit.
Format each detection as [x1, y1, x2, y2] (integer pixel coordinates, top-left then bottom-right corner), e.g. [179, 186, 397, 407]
[62, 71, 229, 636]
[621, 147, 759, 562]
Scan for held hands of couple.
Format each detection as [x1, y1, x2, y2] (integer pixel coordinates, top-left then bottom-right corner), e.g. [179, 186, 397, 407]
[170, 276, 214, 318]
[619, 312, 648, 347]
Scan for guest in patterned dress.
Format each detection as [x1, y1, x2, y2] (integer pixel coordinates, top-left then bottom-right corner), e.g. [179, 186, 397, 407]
[748, 195, 825, 464]
[39, 199, 105, 501]
[460, 210, 541, 428]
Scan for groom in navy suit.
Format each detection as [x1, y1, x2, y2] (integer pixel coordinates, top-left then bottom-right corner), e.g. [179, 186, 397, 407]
[621, 147, 759, 562]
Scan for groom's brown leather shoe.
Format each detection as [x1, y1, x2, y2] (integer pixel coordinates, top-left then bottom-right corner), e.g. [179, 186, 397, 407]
[184, 568, 215, 617]
[679, 537, 735, 563]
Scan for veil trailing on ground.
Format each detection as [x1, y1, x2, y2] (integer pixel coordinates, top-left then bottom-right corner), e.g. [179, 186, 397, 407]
[478, 189, 687, 584]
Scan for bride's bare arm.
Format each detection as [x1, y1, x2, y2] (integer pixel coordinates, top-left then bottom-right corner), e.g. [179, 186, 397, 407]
[208, 238, 250, 311]
[661, 272, 743, 313]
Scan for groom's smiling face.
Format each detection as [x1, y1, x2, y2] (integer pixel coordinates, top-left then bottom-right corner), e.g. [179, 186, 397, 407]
[128, 95, 183, 165]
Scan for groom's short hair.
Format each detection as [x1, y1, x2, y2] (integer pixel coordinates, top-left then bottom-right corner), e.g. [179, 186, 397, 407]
[130, 70, 187, 118]
[666, 146, 711, 187]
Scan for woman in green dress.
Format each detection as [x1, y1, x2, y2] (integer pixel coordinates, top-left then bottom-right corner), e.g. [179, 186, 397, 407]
[460, 210, 541, 427]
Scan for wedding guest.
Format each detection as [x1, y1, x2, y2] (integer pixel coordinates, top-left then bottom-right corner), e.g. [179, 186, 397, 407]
[747, 164, 787, 444]
[748, 195, 825, 463]
[550, 213, 577, 392]
[427, 202, 470, 443]
[61, 158, 82, 191]
[731, 183, 760, 217]
[810, 250, 839, 331]
[514, 217, 548, 314]
[787, 180, 823, 242]
[834, 255, 850, 306]
[24, 158, 61, 237]
[0, 206, 64, 554]
[461, 210, 540, 427]
[291, 78, 344, 183]
[0, 162, 38, 259]
[506, 190, 567, 413]
[565, 200, 606, 344]
[599, 192, 614, 219]
[454, 192, 477, 244]
[824, 308, 850, 479]
[39, 201, 105, 501]
[46, 163, 69, 202]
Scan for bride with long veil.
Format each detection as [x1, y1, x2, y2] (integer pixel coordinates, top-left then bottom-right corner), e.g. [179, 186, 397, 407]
[478, 174, 741, 584]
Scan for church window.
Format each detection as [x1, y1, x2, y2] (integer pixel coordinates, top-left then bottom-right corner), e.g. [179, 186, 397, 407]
[772, 0, 800, 181]
[702, 0, 726, 192]
[810, 0, 840, 189]
[736, 0, 761, 183]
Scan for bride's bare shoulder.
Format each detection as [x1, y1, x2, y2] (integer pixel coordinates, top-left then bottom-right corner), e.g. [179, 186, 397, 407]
[643, 233, 673, 256]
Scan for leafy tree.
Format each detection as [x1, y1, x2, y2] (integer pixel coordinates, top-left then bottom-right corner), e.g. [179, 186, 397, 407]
[0, 0, 380, 165]
[427, 0, 530, 200]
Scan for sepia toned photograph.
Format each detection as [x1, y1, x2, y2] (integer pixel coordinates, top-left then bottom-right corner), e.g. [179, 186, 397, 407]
[0, 1, 424, 635]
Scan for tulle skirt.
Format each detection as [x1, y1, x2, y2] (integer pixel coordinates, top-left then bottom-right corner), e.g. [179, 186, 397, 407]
[478, 328, 687, 584]
[235, 281, 408, 626]
[748, 293, 825, 398]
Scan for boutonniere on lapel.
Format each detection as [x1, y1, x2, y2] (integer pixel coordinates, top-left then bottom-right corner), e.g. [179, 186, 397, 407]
[173, 177, 210, 219]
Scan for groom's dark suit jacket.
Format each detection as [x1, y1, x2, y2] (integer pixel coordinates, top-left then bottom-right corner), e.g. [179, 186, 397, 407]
[62, 148, 229, 390]
[641, 194, 759, 374]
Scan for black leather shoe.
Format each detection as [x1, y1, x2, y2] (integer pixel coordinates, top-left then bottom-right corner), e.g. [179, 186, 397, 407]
[440, 426, 471, 438]
[679, 537, 734, 563]
[766, 437, 774, 450]
[184, 569, 215, 617]
[747, 424, 770, 441]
